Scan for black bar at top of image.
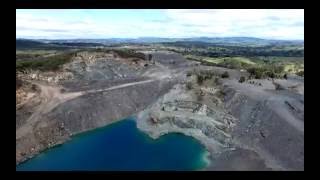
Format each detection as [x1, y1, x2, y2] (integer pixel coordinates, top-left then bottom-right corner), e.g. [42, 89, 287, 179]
[15, 0, 216, 8]
[16, 0, 304, 9]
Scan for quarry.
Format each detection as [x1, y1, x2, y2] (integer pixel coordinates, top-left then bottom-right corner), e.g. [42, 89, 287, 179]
[16, 40, 304, 170]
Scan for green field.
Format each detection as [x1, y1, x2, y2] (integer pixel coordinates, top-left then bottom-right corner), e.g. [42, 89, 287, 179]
[185, 55, 257, 69]
[185, 54, 304, 79]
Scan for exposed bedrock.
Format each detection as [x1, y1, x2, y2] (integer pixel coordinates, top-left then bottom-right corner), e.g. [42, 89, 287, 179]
[136, 84, 237, 159]
[221, 85, 304, 170]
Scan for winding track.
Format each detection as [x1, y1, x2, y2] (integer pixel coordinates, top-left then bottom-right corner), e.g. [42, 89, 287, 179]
[16, 76, 168, 140]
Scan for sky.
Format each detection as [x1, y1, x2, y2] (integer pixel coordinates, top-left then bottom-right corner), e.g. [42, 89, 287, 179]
[16, 9, 304, 40]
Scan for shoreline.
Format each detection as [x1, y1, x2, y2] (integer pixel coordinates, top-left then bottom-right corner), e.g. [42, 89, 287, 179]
[135, 123, 217, 171]
[199, 150, 211, 171]
[16, 117, 129, 166]
[17, 117, 209, 171]
[135, 103, 236, 170]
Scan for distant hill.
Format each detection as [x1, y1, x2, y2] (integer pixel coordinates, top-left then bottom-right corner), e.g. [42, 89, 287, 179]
[16, 39, 51, 49]
[50, 42, 104, 47]
[16, 39, 105, 50]
[18, 37, 304, 48]
[172, 37, 304, 46]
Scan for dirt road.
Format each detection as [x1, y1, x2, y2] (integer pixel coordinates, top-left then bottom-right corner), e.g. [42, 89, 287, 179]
[16, 77, 168, 140]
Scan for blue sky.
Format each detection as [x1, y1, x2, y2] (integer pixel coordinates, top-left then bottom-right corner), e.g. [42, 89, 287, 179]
[16, 9, 304, 40]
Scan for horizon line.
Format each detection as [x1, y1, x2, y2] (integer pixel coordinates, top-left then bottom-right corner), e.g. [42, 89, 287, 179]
[16, 36, 304, 41]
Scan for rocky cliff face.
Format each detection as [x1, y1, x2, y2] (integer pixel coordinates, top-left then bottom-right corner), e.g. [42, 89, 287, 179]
[137, 83, 237, 157]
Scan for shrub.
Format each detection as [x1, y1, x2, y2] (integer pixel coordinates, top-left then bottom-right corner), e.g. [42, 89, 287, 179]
[203, 71, 214, 79]
[113, 49, 146, 60]
[186, 82, 193, 90]
[214, 77, 220, 85]
[221, 71, 229, 78]
[197, 74, 205, 85]
[247, 65, 286, 79]
[60, 88, 66, 93]
[247, 67, 256, 76]
[239, 76, 245, 83]
[254, 71, 263, 79]
[196, 70, 215, 85]
[283, 74, 287, 79]
[31, 84, 37, 91]
[274, 83, 284, 90]
[274, 65, 284, 74]
[296, 70, 304, 77]
[265, 71, 275, 79]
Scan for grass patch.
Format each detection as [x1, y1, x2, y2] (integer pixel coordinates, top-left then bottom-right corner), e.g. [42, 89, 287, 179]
[185, 55, 256, 69]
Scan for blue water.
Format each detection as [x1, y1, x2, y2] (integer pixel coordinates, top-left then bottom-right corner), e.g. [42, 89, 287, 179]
[16, 118, 209, 171]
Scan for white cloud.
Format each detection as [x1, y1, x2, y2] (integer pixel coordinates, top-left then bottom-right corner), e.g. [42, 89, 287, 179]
[17, 15, 122, 39]
[16, 9, 304, 40]
[164, 9, 304, 39]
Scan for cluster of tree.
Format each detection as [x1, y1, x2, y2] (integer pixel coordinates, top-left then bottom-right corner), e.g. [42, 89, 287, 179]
[187, 69, 224, 86]
[16, 52, 75, 72]
[195, 70, 217, 85]
[92, 48, 148, 60]
[247, 65, 285, 79]
[85, 48, 153, 65]
[114, 49, 146, 60]
[194, 70, 230, 85]
[196, 48, 303, 57]
[163, 42, 304, 57]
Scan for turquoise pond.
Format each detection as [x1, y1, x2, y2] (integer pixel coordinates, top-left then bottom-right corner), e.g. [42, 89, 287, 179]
[16, 118, 209, 171]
